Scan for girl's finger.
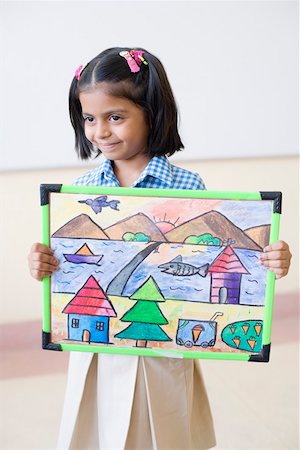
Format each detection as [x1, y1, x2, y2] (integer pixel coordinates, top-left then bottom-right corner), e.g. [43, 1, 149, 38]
[30, 269, 53, 281]
[267, 267, 289, 279]
[260, 259, 290, 269]
[259, 250, 290, 261]
[30, 261, 59, 272]
[30, 243, 54, 255]
[263, 240, 289, 252]
[30, 253, 59, 265]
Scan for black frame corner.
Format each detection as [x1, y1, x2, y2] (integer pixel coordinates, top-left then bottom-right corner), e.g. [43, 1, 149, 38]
[249, 344, 271, 362]
[42, 331, 62, 351]
[259, 191, 282, 214]
[40, 184, 63, 206]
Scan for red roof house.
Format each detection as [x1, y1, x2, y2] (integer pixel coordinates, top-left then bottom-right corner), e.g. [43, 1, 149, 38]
[63, 275, 116, 343]
[208, 246, 249, 304]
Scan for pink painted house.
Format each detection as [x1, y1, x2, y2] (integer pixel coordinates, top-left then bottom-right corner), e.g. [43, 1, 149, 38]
[208, 245, 249, 304]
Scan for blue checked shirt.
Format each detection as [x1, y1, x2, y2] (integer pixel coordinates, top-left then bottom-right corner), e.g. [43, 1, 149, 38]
[74, 156, 206, 191]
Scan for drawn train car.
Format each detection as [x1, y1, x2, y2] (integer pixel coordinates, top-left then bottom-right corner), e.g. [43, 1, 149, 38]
[176, 313, 222, 348]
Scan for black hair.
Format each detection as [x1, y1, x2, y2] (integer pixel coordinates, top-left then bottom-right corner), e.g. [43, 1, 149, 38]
[69, 47, 184, 159]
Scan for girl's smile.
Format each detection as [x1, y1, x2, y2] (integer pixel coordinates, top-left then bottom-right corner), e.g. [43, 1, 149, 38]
[99, 142, 121, 151]
[79, 84, 150, 166]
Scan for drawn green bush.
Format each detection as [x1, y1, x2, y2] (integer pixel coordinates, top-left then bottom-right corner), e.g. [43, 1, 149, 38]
[123, 232, 135, 241]
[184, 233, 221, 245]
[135, 232, 150, 242]
[122, 232, 150, 242]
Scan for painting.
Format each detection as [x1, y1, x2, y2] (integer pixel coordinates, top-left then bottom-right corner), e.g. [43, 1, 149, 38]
[41, 185, 281, 362]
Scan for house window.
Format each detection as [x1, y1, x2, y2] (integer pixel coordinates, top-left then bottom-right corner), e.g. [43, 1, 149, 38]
[71, 318, 80, 328]
[96, 321, 104, 331]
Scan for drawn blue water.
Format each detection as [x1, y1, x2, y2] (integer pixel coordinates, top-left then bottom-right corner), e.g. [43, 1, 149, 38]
[122, 246, 267, 306]
[52, 239, 268, 306]
[51, 238, 147, 294]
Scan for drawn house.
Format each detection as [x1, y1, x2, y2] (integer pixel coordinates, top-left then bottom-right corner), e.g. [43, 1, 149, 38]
[62, 275, 117, 343]
[208, 245, 249, 304]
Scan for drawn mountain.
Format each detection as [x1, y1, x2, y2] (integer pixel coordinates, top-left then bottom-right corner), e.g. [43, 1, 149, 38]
[104, 213, 167, 242]
[52, 214, 109, 239]
[165, 210, 262, 251]
[244, 225, 270, 249]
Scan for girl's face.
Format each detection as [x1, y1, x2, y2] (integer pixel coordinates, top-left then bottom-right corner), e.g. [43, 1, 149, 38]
[79, 84, 149, 164]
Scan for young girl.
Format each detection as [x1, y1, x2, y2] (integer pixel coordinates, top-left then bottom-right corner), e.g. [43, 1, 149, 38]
[28, 47, 292, 450]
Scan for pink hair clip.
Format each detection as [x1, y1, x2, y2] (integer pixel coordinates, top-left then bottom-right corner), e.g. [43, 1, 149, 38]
[75, 63, 88, 80]
[119, 51, 141, 73]
[119, 50, 148, 73]
[75, 65, 84, 80]
[130, 50, 148, 66]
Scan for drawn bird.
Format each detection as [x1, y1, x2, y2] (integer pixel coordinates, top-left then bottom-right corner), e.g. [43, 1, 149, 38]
[158, 255, 209, 277]
[78, 195, 120, 214]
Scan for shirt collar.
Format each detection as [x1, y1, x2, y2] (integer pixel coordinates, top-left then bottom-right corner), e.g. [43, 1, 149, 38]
[98, 156, 174, 187]
[132, 156, 173, 187]
[99, 158, 120, 186]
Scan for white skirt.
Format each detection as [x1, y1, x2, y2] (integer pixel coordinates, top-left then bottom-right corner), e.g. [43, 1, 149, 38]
[57, 353, 216, 450]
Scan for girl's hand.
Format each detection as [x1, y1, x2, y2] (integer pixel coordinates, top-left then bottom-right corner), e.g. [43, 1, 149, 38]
[259, 240, 292, 279]
[28, 243, 59, 281]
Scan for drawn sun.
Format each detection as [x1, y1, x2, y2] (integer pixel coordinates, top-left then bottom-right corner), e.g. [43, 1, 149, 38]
[154, 214, 179, 234]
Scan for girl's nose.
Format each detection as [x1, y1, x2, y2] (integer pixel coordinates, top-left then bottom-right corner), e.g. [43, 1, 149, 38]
[94, 121, 111, 140]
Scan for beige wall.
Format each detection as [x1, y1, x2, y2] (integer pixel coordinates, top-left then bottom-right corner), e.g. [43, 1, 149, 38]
[0, 156, 298, 324]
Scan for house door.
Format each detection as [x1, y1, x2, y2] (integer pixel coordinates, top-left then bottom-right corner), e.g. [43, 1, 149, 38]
[82, 329, 91, 343]
[219, 287, 228, 304]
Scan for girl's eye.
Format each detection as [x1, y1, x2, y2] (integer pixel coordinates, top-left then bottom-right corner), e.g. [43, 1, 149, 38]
[109, 115, 121, 122]
[83, 117, 94, 123]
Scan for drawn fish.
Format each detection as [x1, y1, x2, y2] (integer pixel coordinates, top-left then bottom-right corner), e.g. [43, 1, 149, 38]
[158, 255, 209, 277]
[78, 195, 120, 214]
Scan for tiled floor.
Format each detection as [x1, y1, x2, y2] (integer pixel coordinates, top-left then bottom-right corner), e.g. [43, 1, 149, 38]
[1, 293, 299, 450]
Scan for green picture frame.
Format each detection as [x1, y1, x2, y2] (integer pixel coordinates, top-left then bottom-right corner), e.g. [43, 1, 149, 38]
[41, 185, 281, 362]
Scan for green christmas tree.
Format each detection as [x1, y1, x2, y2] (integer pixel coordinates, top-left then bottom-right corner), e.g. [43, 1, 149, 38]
[115, 276, 172, 347]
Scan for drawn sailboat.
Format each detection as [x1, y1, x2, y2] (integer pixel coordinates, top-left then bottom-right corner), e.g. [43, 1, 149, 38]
[63, 244, 103, 265]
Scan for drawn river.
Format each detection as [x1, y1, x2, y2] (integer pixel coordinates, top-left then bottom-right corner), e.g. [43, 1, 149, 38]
[51, 238, 268, 306]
